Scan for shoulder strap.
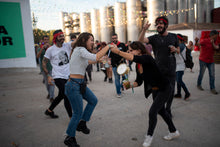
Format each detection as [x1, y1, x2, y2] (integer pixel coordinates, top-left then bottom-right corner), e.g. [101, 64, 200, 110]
[179, 48, 186, 61]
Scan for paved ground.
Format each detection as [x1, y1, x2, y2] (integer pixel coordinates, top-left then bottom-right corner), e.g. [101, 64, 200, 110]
[0, 52, 220, 147]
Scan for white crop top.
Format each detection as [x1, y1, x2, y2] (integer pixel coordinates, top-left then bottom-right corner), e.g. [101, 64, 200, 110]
[69, 47, 96, 76]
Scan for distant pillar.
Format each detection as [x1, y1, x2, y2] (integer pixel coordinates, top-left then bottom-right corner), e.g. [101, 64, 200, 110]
[188, 0, 196, 23]
[126, 0, 142, 41]
[206, 0, 214, 23]
[91, 9, 100, 41]
[114, 2, 126, 43]
[100, 6, 111, 42]
[147, 0, 165, 30]
[198, 0, 206, 23]
[178, 0, 188, 23]
[166, 0, 177, 25]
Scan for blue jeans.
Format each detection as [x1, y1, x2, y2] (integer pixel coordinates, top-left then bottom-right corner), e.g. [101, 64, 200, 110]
[176, 71, 189, 95]
[42, 71, 55, 98]
[112, 67, 126, 95]
[65, 78, 98, 137]
[197, 60, 215, 90]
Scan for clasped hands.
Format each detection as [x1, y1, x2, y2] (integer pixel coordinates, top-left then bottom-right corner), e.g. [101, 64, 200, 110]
[109, 44, 120, 54]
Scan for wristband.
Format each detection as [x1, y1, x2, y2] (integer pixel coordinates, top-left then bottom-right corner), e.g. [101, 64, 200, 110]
[108, 44, 111, 49]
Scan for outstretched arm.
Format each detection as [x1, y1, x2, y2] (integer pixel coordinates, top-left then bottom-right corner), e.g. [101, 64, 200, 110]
[95, 44, 113, 61]
[110, 45, 134, 61]
[138, 21, 150, 43]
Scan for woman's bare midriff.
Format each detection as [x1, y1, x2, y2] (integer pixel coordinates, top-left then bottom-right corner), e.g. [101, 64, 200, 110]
[69, 74, 84, 79]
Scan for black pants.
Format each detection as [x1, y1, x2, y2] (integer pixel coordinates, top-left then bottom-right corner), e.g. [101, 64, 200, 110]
[147, 85, 176, 136]
[165, 76, 176, 115]
[48, 78, 72, 117]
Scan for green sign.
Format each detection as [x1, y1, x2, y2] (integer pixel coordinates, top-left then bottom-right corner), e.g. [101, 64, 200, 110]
[0, 2, 26, 59]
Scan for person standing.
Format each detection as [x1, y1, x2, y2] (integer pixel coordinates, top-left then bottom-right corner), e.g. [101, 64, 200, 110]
[174, 34, 190, 100]
[109, 33, 127, 98]
[95, 40, 101, 72]
[70, 33, 77, 42]
[139, 16, 180, 117]
[195, 30, 219, 94]
[42, 30, 72, 118]
[110, 41, 180, 147]
[37, 35, 55, 102]
[187, 41, 194, 72]
[64, 32, 112, 147]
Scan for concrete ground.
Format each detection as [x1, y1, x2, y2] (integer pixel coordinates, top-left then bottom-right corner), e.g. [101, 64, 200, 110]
[0, 53, 220, 147]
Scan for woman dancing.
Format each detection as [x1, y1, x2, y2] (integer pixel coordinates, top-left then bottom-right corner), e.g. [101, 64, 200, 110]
[110, 41, 180, 147]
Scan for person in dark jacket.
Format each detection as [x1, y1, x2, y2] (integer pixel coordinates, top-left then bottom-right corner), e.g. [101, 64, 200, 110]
[109, 33, 127, 98]
[110, 41, 180, 147]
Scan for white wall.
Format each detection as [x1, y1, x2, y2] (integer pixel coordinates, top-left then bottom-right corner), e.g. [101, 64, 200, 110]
[0, 0, 36, 68]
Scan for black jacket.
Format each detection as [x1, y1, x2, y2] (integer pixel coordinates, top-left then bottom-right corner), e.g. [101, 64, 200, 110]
[133, 55, 169, 98]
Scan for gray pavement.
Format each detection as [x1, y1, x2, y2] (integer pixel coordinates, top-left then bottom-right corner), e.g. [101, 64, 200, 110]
[0, 53, 220, 147]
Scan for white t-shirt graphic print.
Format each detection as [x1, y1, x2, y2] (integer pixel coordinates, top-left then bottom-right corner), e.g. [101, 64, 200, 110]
[44, 43, 72, 79]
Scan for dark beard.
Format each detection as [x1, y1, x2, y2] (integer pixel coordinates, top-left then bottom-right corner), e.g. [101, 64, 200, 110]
[56, 39, 64, 44]
[157, 27, 166, 35]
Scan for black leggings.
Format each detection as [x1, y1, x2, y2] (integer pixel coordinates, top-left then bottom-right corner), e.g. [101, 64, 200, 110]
[48, 78, 72, 117]
[165, 76, 176, 114]
[147, 85, 176, 136]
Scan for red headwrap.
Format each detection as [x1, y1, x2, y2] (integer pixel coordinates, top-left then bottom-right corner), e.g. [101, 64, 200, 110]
[157, 18, 168, 25]
[177, 35, 184, 41]
[53, 32, 64, 44]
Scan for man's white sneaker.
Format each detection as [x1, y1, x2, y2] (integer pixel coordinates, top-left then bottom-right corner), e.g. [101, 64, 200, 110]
[116, 94, 122, 98]
[163, 130, 180, 141]
[143, 135, 153, 147]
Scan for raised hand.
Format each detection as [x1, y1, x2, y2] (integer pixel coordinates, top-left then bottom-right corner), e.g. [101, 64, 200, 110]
[143, 21, 151, 31]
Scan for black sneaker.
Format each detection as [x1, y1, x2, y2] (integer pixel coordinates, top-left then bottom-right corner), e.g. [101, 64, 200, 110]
[104, 76, 107, 82]
[109, 78, 113, 83]
[197, 85, 204, 91]
[174, 94, 182, 98]
[211, 89, 218, 95]
[64, 136, 80, 147]
[184, 93, 190, 101]
[47, 94, 50, 99]
[45, 110, 58, 118]
[76, 120, 90, 134]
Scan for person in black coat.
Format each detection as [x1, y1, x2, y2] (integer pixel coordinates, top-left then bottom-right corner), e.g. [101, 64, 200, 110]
[110, 41, 180, 147]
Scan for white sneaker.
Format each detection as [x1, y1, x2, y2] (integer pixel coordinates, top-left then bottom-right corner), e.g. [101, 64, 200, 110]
[116, 94, 122, 98]
[163, 130, 180, 141]
[143, 135, 153, 147]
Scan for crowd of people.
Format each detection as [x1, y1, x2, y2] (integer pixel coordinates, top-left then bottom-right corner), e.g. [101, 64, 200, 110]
[35, 16, 219, 147]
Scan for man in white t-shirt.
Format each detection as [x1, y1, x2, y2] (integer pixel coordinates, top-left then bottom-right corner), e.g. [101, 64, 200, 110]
[42, 29, 72, 118]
